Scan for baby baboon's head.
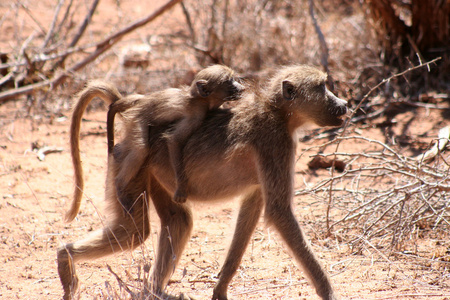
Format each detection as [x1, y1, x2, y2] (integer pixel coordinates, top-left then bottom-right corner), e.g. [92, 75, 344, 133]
[190, 65, 245, 109]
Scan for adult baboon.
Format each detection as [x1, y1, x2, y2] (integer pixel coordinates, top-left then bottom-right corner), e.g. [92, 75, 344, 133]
[58, 65, 347, 300]
[107, 65, 244, 205]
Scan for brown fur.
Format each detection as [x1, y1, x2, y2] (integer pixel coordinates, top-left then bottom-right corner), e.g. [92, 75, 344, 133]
[107, 65, 244, 205]
[65, 80, 122, 223]
[58, 65, 347, 300]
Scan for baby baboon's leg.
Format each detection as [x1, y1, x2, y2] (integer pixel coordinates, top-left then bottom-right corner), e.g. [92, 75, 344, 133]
[57, 166, 151, 300]
[113, 142, 148, 210]
[265, 204, 337, 300]
[212, 188, 263, 300]
[168, 115, 205, 203]
[148, 175, 193, 295]
[109, 138, 148, 212]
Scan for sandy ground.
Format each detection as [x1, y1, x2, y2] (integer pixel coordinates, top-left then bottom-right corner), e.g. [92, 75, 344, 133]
[0, 0, 449, 299]
[1, 99, 449, 299]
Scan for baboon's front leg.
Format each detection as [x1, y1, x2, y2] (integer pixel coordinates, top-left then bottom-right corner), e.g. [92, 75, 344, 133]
[265, 205, 337, 300]
[148, 175, 193, 296]
[212, 188, 264, 300]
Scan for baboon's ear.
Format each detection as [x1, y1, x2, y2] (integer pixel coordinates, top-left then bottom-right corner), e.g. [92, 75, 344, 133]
[196, 80, 211, 97]
[282, 80, 295, 101]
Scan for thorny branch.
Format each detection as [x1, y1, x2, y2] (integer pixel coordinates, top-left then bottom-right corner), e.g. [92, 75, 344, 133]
[297, 131, 450, 252]
[324, 57, 443, 234]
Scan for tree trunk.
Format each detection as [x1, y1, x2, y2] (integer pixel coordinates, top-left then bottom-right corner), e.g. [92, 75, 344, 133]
[366, 0, 450, 60]
[366, 0, 408, 57]
[411, 0, 450, 56]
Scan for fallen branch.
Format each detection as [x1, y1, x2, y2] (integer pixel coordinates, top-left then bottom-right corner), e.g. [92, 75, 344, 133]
[297, 132, 450, 252]
[52, 0, 101, 69]
[415, 126, 450, 162]
[0, 0, 183, 103]
[36, 146, 64, 161]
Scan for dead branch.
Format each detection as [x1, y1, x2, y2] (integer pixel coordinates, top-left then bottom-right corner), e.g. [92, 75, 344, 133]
[297, 132, 450, 252]
[0, 0, 183, 104]
[36, 146, 64, 161]
[415, 126, 450, 163]
[42, 0, 66, 49]
[350, 57, 442, 125]
[324, 57, 443, 233]
[55, 0, 74, 38]
[0, 44, 91, 70]
[19, 2, 47, 35]
[181, 2, 196, 44]
[106, 264, 136, 298]
[308, 0, 333, 90]
[53, 0, 100, 69]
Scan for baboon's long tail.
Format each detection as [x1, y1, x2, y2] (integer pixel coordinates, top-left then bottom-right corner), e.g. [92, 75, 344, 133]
[65, 81, 122, 223]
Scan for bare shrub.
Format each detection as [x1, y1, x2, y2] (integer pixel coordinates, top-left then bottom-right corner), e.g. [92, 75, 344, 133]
[179, 0, 311, 71]
[298, 134, 450, 254]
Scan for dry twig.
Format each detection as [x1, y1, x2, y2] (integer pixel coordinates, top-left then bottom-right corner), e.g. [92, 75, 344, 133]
[297, 134, 450, 252]
[52, 0, 101, 69]
[0, 0, 183, 103]
[324, 57, 443, 233]
[308, 0, 333, 90]
[106, 264, 137, 299]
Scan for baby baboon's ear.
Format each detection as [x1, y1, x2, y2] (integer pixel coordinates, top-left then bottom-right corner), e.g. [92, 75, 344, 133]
[196, 80, 211, 97]
[282, 80, 295, 101]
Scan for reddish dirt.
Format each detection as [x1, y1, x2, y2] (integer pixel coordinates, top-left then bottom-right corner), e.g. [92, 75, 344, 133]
[1, 98, 450, 300]
[1, 0, 449, 299]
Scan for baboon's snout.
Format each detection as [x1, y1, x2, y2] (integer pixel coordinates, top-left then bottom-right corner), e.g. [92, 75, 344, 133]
[233, 80, 245, 95]
[336, 98, 348, 117]
[328, 90, 348, 117]
[227, 80, 245, 101]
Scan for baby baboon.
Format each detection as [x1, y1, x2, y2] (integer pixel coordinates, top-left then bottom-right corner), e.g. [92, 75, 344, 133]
[58, 65, 347, 300]
[107, 64, 244, 205]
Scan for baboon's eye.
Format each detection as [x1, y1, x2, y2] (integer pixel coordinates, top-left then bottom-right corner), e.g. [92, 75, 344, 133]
[282, 80, 296, 101]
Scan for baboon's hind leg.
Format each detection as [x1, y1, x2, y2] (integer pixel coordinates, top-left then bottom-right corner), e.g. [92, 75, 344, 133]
[57, 176, 151, 300]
